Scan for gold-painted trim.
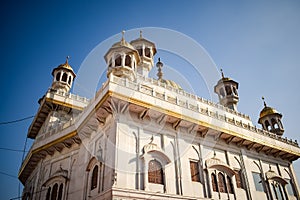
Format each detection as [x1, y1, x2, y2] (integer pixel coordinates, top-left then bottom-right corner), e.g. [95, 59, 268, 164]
[32, 131, 77, 154]
[45, 98, 84, 111]
[19, 131, 77, 178]
[109, 91, 300, 157]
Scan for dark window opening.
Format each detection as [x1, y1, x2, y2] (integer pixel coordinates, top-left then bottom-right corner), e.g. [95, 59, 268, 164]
[265, 120, 271, 131]
[91, 165, 98, 190]
[46, 187, 51, 200]
[190, 161, 200, 182]
[218, 172, 227, 193]
[57, 184, 63, 200]
[125, 55, 131, 67]
[145, 47, 151, 57]
[68, 76, 72, 85]
[51, 183, 58, 200]
[62, 73, 67, 82]
[211, 173, 218, 192]
[227, 175, 234, 194]
[225, 86, 232, 95]
[235, 170, 243, 189]
[148, 160, 163, 184]
[56, 72, 61, 81]
[115, 56, 121, 66]
[137, 48, 143, 56]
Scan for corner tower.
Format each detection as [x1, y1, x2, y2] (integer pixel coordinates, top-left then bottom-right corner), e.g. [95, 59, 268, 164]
[258, 97, 284, 136]
[130, 31, 157, 77]
[214, 69, 239, 110]
[105, 31, 140, 81]
[51, 56, 76, 93]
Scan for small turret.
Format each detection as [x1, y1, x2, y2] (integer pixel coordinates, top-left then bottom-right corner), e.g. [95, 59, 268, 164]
[214, 69, 239, 111]
[51, 56, 76, 93]
[104, 31, 140, 81]
[258, 97, 284, 136]
[130, 30, 157, 77]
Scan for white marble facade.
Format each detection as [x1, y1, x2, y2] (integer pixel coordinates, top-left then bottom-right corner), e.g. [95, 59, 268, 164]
[19, 33, 300, 200]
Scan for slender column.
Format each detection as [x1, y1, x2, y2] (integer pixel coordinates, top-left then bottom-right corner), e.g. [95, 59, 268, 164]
[238, 150, 252, 200]
[288, 164, 300, 199]
[199, 144, 207, 198]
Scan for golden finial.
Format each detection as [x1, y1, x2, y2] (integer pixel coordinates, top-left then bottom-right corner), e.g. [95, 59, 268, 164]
[140, 30, 143, 39]
[220, 68, 224, 78]
[150, 135, 154, 143]
[121, 30, 125, 44]
[156, 58, 164, 80]
[65, 56, 70, 64]
[262, 96, 267, 107]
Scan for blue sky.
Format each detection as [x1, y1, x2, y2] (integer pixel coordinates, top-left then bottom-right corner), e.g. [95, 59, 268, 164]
[1, 1, 300, 199]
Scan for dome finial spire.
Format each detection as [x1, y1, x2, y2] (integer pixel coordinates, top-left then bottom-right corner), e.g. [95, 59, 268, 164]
[121, 30, 125, 44]
[220, 68, 224, 78]
[140, 30, 143, 39]
[66, 56, 70, 64]
[156, 58, 164, 80]
[262, 96, 267, 107]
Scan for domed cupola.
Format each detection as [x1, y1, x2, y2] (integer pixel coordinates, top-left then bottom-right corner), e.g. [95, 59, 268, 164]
[214, 69, 239, 111]
[258, 97, 284, 136]
[130, 31, 157, 77]
[51, 56, 76, 93]
[156, 58, 182, 90]
[104, 31, 140, 81]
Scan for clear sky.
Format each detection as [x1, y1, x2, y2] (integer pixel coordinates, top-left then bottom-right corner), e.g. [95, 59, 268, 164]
[1, 0, 300, 199]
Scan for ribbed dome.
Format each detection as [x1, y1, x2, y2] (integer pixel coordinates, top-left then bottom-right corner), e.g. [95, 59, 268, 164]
[112, 39, 135, 50]
[259, 106, 280, 118]
[161, 79, 182, 90]
[52, 59, 76, 77]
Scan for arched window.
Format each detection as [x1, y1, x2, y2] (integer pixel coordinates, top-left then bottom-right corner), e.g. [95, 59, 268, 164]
[218, 172, 226, 193]
[227, 175, 233, 194]
[57, 184, 63, 200]
[51, 183, 58, 200]
[125, 55, 131, 67]
[225, 86, 232, 95]
[115, 56, 121, 66]
[91, 165, 98, 190]
[148, 160, 163, 184]
[46, 187, 51, 200]
[145, 47, 151, 57]
[265, 120, 271, 131]
[211, 173, 218, 192]
[62, 73, 67, 82]
[56, 72, 61, 81]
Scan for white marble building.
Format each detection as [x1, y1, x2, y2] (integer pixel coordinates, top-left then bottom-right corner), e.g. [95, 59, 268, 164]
[19, 32, 300, 200]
